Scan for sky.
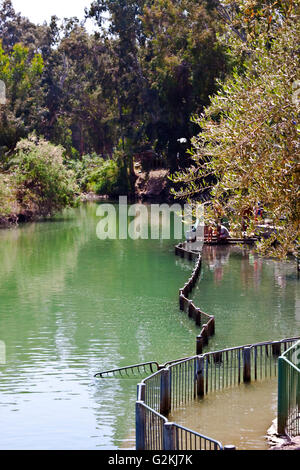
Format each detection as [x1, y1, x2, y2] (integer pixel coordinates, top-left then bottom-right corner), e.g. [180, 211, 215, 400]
[11, 0, 97, 31]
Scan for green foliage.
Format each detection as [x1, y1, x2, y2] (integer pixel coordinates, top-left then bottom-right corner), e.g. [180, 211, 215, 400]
[0, 0, 230, 173]
[171, 14, 300, 258]
[13, 135, 78, 217]
[0, 38, 44, 156]
[0, 172, 15, 221]
[74, 152, 130, 197]
[139, 0, 229, 168]
[68, 151, 131, 197]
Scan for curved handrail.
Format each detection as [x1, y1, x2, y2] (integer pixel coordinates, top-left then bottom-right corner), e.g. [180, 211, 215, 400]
[94, 361, 160, 378]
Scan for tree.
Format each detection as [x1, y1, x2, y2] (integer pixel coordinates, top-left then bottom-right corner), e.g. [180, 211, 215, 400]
[0, 40, 44, 160]
[14, 134, 77, 217]
[41, 24, 119, 157]
[171, 15, 300, 258]
[139, 0, 228, 169]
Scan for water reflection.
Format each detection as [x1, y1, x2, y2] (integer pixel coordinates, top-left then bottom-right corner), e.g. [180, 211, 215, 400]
[195, 245, 300, 350]
[0, 205, 299, 449]
[0, 203, 198, 449]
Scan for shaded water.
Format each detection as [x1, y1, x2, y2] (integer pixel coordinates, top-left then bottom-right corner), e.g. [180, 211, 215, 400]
[170, 377, 278, 450]
[0, 203, 299, 449]
[195, 245, 300, 350]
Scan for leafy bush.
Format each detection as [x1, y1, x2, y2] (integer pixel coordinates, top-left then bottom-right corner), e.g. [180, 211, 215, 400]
[0, 174, 17, 222]
[68, 153, 105, 191]
[13, 135, 78, 217]
[72, 151, 130, 197]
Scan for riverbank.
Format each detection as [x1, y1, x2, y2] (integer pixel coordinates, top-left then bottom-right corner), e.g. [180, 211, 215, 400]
[134, 169, 171, 201]
[0, 168, 173, 228]
[267, 420, 300, 450]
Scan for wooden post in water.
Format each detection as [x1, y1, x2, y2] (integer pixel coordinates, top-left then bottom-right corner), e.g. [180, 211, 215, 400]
[210, 316, 215, 335]
[202, 324, 208, 346]
[195, 309, 201, 326]
[207, 318, 214, 337]
[188, 301, 194, 318]
[243, 347, 251, 383]
[196, 335, 203, 355]
[179, 293, 184, 311]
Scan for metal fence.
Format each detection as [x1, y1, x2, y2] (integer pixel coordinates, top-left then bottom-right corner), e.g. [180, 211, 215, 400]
[278, 340, 300, 437]
[136, 336, 300, 450]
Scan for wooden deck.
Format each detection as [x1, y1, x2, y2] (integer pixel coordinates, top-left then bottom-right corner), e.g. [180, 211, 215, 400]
[204, 237, 258, 246]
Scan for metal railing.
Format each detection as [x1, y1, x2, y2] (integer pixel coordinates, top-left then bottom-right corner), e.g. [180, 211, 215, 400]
[136, 337, 300, 450]
[278, 340, 300, 437]
[170, 423, 223, 450]
[94, 361, 160, 378]
[134, 241, 300, 450]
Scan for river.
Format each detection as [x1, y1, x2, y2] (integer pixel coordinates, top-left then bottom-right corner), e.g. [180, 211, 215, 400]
[0, 202, 299, 449]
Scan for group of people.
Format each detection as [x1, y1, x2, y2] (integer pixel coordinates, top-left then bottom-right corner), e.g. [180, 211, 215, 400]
[205, 202, 264, 242]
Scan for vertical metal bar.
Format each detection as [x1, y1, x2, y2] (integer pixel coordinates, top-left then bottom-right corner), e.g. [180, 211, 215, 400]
[136, 401, 146, 450]
[254, 346, 257, 380]
[278, 357, 288, 435]
[197, 356, 204, 397]
[160, 369, 171, 415]
[243, 347, 251, 383]
[238, 349, 241, 384]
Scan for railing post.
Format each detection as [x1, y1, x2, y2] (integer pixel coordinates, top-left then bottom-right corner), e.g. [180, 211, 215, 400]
[196, 356, 204, 397]
[163, 422, 177, 450]
[196, 334, 203, 355]
[136, 401, 146, 450]
[160, 368, 171, 416]
[272, 341, 281, 357]
[278, 356, 288, 435]
[137, 382, 146, 401]
[243, 346, 251, 383]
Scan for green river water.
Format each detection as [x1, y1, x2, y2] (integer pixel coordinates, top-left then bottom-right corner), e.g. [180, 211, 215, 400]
[0, 202, 299, 449]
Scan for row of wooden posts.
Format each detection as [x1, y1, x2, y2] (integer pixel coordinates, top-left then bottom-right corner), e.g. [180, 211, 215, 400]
[175, 243, 215, 354]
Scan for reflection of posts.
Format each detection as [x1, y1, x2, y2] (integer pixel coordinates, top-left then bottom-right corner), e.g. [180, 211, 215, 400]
[0, 80, 6, 104]
[0, 340, 6, 364]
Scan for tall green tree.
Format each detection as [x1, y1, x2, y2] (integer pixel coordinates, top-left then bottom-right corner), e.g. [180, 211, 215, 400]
[0, 40, 44, 160]
[140, 0, 228, 169]
[171, 14, 300, 258]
